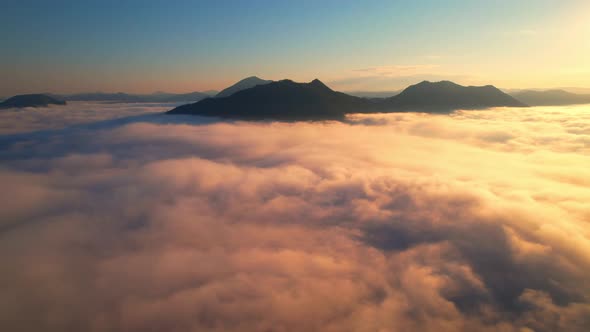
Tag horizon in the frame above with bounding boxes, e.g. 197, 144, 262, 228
2, 0, 590, 96
3, 76, 590, 97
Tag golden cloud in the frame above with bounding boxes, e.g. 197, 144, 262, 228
0, 104, 589, 331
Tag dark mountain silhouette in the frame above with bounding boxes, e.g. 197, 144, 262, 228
55, 91, 209, 103
346, 90, 401, 99
170, 79, 373, 120
511, 89, 590, 106
216, 76, 272, 98
168, 79, 528, 120
0, 94, 66, 109
381, 81, 527, 111
202, 90, 219, 96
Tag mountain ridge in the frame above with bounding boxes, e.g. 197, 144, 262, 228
171, 78, 369, 120
51, 91, 213, 103
0, 94, 66, 109
215, 76, 273, 98
382, 80, 526, 111
510, 89, 590, 106
168, 79, 527, 120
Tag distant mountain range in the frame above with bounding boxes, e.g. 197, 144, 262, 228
49, 91, 217, 103
5, 78, 590, 118
510, 89, 590, 106
0, 94, 66, 109
169, 79, 527, 120
33, 77, 272, 103
215, 76, 273, 98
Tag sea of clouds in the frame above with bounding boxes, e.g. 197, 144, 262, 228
0, 103, 589, 331
0, 101, 177, 135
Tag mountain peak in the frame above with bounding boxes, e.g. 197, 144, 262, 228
309, 79, 331, 90
216, 76, 273, 98
390, 80, 526, 110
169, 79, 368, 120
241, 76, 264, 82
416, 80, 459, 86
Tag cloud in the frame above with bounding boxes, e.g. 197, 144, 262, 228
0, 101, 176, 135
0, 104, 589, 331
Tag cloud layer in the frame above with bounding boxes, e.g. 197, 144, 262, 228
1, 105, 589, 331
0, 102, 176, 135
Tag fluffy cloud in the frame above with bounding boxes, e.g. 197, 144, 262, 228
0, 104, 589, 331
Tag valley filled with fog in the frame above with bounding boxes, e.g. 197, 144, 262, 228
0, 102, 179, 135
1, 104, 589, 331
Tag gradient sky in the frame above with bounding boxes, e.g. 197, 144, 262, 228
1, 0, 589, 95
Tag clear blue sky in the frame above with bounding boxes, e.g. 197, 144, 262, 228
1, 0, 589, 95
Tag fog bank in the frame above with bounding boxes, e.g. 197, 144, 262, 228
1, 105, 589, 331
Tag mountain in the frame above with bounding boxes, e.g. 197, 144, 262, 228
215, 76, 272, 98
168, 79, 528, 121
169, 79, 373, 120
555, 87, 590, 94
510, 89, 590, 106
382, 81, 527, 111
58, 91, 209, 103
0, 94, 66, 109
345, 90, 401, 98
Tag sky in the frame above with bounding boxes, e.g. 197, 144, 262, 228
1, 0, 590, 95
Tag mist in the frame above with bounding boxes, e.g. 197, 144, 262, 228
0, 102, 177, 135
1, 104, 589, 331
